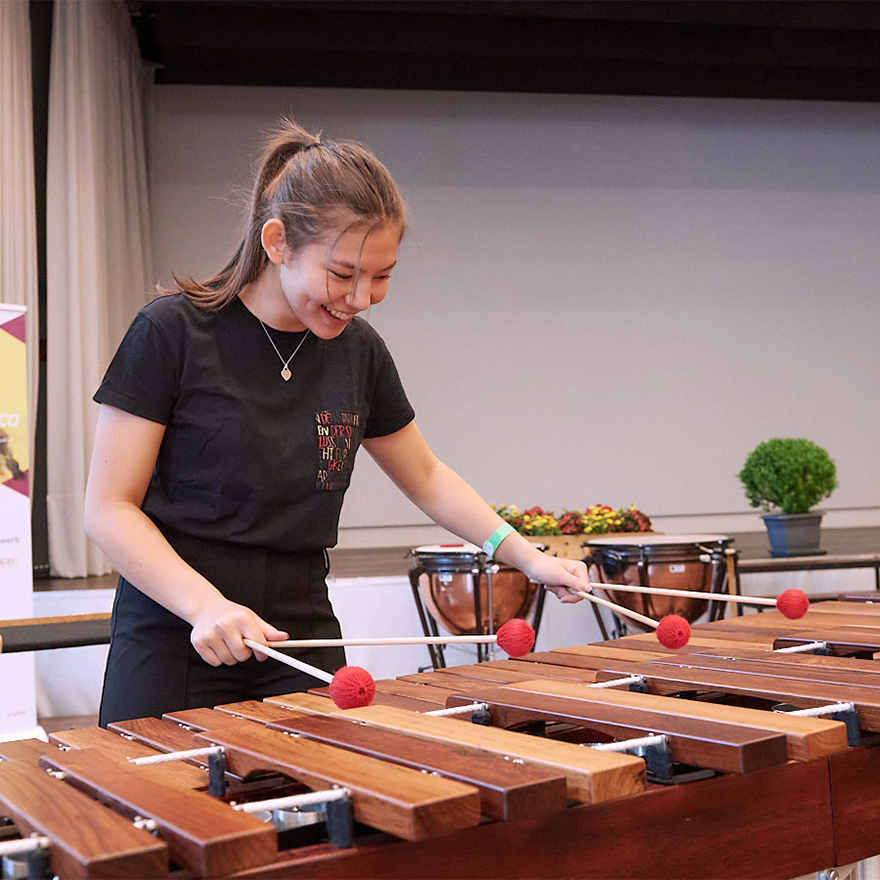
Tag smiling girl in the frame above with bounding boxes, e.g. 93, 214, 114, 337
85, 118, 588, 725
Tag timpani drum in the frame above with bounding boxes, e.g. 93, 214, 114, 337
410, 544, 539, 636
585, 533, 734, 631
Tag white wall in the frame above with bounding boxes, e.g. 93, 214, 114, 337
149, 86, 880, 547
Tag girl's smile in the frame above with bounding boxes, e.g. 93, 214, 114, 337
244, 221, 401, 337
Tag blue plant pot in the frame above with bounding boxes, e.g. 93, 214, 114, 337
761, 513, 825, 557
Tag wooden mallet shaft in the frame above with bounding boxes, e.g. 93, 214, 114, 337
264, 635, 507, 649
244, 640, 378, 710
243, 638, 333, 683
569, 588, 693, 650
569, 588, 659, 629
256, 619, 537, 659
588, 580, 780, 609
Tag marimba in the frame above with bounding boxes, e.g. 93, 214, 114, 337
3, 600, 880, 879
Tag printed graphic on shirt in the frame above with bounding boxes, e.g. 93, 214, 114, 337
315, 410, 359, 491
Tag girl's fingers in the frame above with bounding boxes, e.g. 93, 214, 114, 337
192, 603, 291, 665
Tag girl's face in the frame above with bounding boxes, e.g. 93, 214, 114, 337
276, 223, 401, 338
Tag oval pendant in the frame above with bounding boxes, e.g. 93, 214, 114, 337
281, 366, 292, 381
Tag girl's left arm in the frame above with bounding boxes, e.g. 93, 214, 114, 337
362, 422, 588, 602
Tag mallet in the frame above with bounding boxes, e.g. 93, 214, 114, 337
243, 639, 376, 710
244, 619, 537, 709
259, 618, 537, 658
587, 582, 810, 620
569, 588, 692, 650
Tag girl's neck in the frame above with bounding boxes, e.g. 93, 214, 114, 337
239, 270, 306, 333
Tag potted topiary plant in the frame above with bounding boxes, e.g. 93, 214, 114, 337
737, 437, 838, 557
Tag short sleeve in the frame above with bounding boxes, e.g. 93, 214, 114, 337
93, 310, 181, 425
363, 335, 415, 439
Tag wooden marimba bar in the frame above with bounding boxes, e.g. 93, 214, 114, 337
4, 601, 880, 878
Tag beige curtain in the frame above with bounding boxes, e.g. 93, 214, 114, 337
0, 0, 40, 457
46, 0, 154, 577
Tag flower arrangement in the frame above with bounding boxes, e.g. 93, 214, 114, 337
493, 503, 652, 536
492, 505, 560, 536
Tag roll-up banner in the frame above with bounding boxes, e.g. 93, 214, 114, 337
0, 304, 39, 740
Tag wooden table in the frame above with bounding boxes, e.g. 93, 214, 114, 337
730, 527, 880, 593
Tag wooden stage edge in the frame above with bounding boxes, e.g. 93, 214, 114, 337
38, 715, 98, 734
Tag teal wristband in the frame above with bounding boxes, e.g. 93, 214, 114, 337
482, 523, 516, 559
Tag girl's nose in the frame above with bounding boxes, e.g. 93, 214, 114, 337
347, 276, 372, 310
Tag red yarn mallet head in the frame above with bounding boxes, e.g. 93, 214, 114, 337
495, 618, 536, 657
329, 666, 376, 709
655, 614, 691, 650
776, 588, 809, 619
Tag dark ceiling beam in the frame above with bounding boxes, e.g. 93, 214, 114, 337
128, 1, 880, 101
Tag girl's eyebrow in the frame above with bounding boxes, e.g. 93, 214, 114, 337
331, 258, 398, 273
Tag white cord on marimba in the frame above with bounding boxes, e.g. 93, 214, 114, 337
0, 835, 50, 857
590, 675, 646, 689
590, 734, 667, 752
129, 745, 223, 765
231, 788, 351, 814
778, 701, 855, 718
774, 641, 827, 653
426, 702, 489, 717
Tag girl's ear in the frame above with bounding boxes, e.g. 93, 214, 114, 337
261, 219, 288, 265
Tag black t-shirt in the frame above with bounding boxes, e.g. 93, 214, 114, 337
94, 294, 415, 551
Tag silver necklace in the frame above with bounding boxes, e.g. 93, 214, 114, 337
258, 320, 310, 381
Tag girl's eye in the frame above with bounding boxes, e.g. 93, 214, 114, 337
330, 270, 353, 281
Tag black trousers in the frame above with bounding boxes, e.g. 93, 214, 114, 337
98, 528, 345, 726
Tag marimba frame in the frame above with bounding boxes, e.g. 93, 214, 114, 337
4, 601, 880, 879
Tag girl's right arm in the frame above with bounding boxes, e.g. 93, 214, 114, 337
83, 404, 288, 665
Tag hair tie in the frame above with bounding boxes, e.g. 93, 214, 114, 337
300, 141, 321, 154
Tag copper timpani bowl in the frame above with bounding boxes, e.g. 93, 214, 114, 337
585, 533, 733, 631
411, 544, 538, 636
